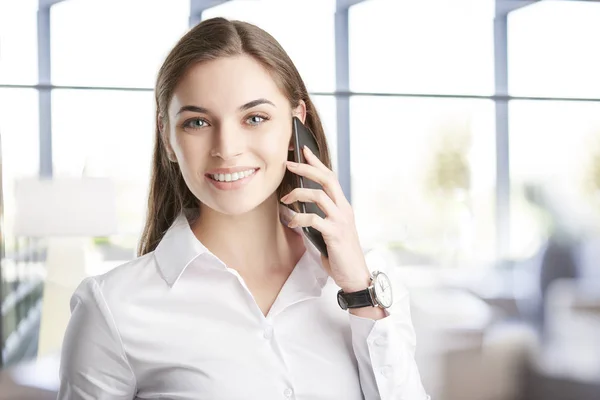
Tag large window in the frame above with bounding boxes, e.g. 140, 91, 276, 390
509, 101, 600, 258
51, 0, 191, 88
51, 89, 155, 254
348, 0, 497, 265
350, 97, 496, 266
507, 1, 600, 259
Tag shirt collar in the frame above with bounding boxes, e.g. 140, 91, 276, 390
154, 204, 329, 288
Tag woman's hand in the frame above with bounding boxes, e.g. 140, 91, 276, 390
280, 145, 372, 294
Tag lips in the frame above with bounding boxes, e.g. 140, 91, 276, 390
205, 166, 259, 175
205, 168, 258, 191
208, 168, 257, 183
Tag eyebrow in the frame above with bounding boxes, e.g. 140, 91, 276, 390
176, 98, 276, 116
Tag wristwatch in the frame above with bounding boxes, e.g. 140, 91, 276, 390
337, 271, 393, 310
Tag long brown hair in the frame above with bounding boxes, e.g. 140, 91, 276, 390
138, 17, 332, 256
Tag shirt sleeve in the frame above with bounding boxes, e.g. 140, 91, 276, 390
349, 272, 430, 400
57, 276, 137, 400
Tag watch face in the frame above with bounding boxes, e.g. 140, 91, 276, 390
373, 272, 393, 308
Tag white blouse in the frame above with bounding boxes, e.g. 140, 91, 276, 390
57, 206, 430, 399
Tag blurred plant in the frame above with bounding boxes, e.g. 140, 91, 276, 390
424, 117, 472, 199
93, 236, 111, 245
422, 116, 474, 267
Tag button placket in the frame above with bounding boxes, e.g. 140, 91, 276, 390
263, 322, 274, 340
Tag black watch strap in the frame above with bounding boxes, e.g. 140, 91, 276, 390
337, 288, 374, 310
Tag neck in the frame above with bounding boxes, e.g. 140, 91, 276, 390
192, 195, 302, 274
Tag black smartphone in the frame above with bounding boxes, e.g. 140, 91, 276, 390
291, 117, 329, 258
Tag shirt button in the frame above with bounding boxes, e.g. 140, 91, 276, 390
283, 388, 294, 398
263, 325, 274, 340
380, 365, 393, 378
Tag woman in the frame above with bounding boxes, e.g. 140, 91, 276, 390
58, 17, 429, 400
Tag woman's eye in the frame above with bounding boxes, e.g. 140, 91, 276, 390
247, 115, 269, 126
183, 118, 208, 130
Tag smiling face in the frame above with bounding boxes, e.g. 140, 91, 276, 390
164, 54, 305, 216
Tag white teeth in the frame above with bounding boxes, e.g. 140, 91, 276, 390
211, 169, 256, 182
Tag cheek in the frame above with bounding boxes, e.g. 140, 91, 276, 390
256, 134, 290, 167
258, 124, 292, 160
174, 133, 204, 160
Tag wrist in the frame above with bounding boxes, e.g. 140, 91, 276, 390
339, 283, 370, 293
338, 271, 372, 293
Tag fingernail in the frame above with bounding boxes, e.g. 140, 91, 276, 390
280, 194, 289, 203
286, 161, 298, 168
303, 145, 312, 154
288, 220, 298, 228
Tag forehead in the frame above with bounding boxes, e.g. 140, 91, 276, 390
170, 54, 289, 113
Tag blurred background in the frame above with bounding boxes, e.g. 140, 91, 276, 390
0, 0, 599, 398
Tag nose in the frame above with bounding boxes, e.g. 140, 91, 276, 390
210, 123, 244, 160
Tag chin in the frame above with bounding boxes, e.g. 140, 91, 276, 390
209, 201, 257, 216
201, 192, 272, 217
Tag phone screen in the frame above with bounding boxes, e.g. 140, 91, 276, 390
290, 117, 329, 257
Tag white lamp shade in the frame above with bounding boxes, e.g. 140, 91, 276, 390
14, 177, 119, 237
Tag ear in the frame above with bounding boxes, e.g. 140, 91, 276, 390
158, 114, 177, 163
292, 99, 307, 124
289, 100, 307, 151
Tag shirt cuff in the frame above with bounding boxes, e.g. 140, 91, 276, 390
348, 295, 429, 399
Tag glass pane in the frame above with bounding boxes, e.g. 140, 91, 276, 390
52, 89, 155, 258
509, 1, 600, 98
0, 88, 41, 365
509, 101, 600, 265
51, 0, 191, 88
350, 96, 496, 267
203, 0, 336, 93
0, 88, 40, 252
0, 0, 38, 85
349, 0, 494, 95
311, 95, 337, 172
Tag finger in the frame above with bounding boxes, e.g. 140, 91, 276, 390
301, 146, 352, 207
286, 161, 347, 206
280, 188, 339, 218
302, 145, 329, 173
286, 161, 328, 186
288, 212, 334, 236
